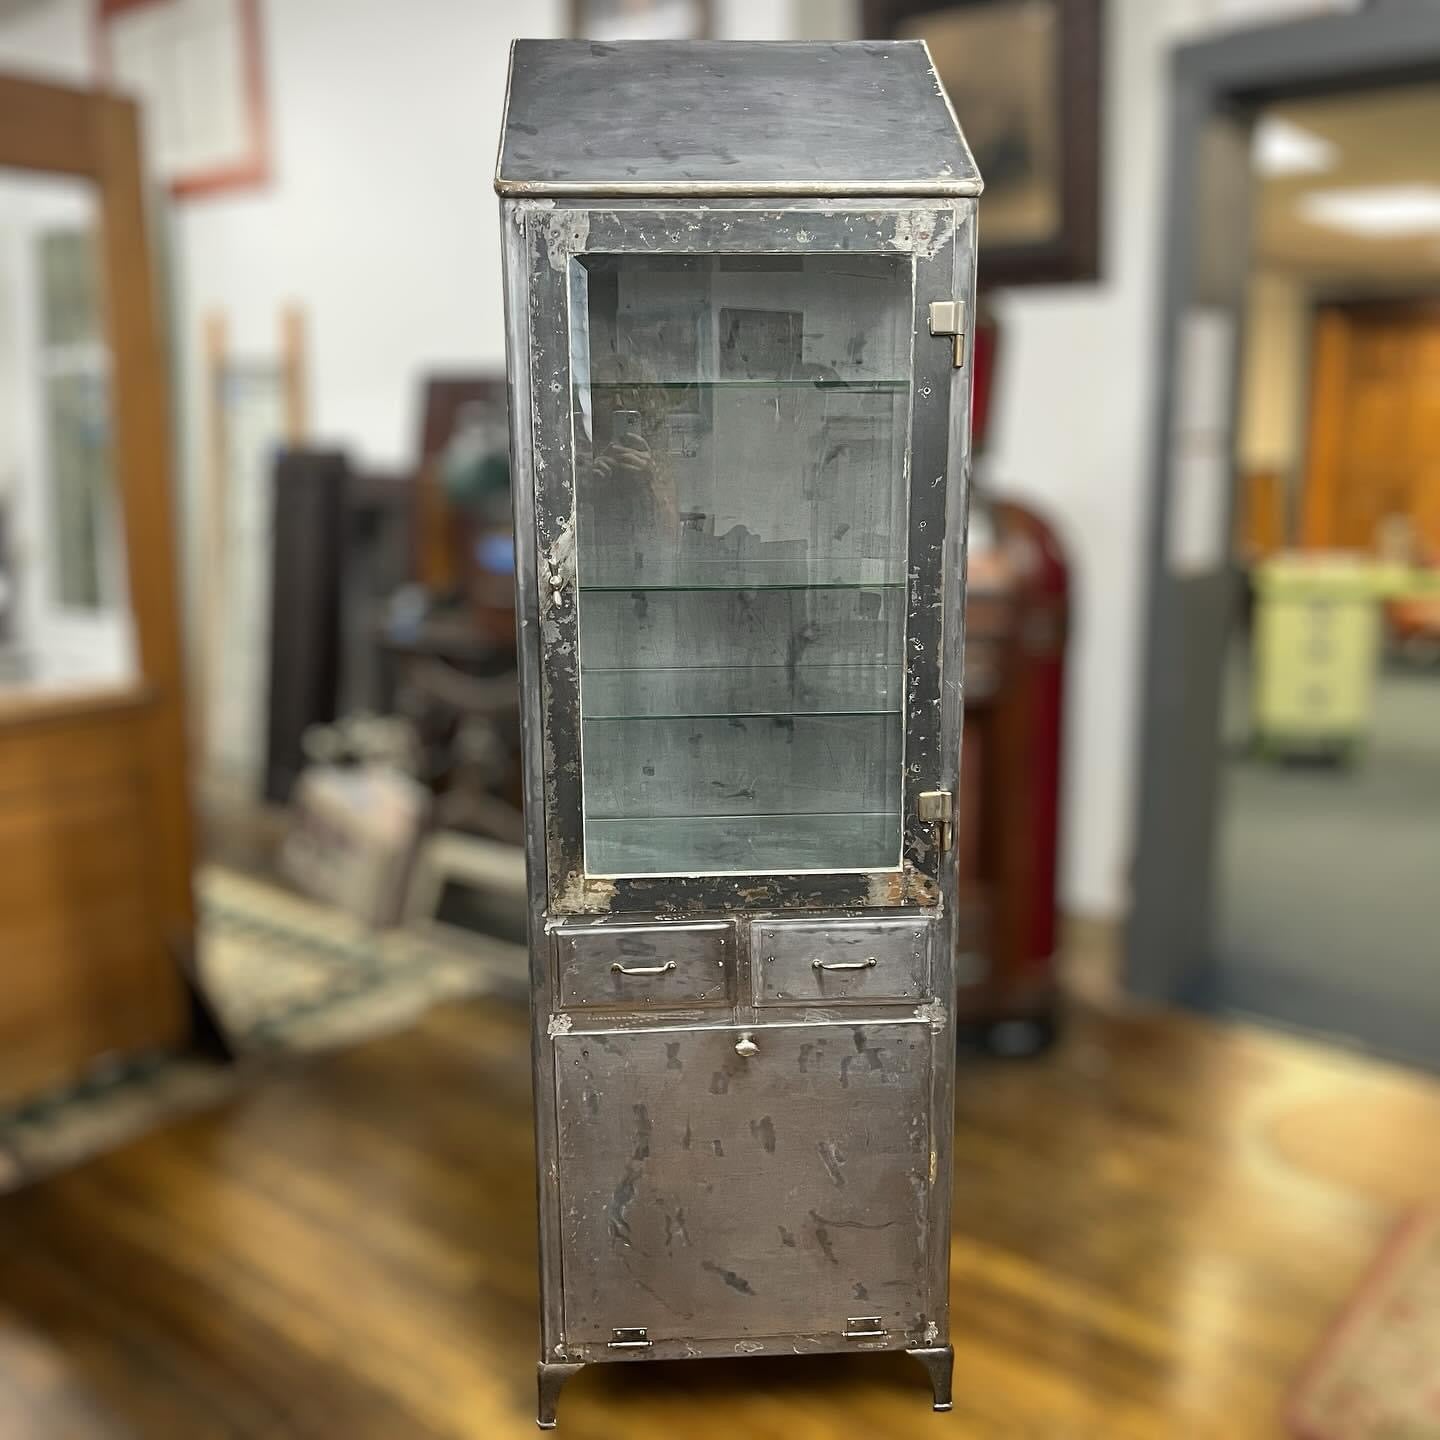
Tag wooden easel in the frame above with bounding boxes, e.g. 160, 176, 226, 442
196, 304, 308, 774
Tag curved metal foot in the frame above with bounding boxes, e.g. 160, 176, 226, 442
536, 1361, 584, 1430
907, 1344, 954, 1412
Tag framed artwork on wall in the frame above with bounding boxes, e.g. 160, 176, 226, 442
96, 0, 269, 199
864, 0, 1103, 286
570, 0, 714, 40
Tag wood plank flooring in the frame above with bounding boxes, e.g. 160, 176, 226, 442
2, 998, 1438, 1439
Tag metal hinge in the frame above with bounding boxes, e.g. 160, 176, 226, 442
843, 1316, 889, 1340
607, 1327, 651, 1350
918, 789, 954, 853
928, 300, 966, 368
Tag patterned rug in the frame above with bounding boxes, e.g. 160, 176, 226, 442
1290, 1209, 1440, 1439
0, 866, 525, 1193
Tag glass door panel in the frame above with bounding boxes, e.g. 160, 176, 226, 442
570, 253, 913, 876
0, 170, 136, 696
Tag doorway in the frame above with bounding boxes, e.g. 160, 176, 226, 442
1127, 6, 1440, 1071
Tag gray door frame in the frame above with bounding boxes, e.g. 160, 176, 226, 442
1126, 0, 1440, 1004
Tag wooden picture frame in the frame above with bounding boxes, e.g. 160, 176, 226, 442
864, 0, 1103, 287
95, 0, 270, 199
569, 0, 714, 40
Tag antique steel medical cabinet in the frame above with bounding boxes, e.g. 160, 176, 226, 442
496, 38, 981, 1428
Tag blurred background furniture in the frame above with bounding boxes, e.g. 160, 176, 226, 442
263, 447, 348, 803
958, 495, 1071, 1054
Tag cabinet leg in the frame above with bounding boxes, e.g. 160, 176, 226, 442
907, 1345, 954, 1412
536, 1361, 584, 1430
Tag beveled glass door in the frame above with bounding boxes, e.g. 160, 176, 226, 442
527, 205, 964, 914
574, 250, 910, 876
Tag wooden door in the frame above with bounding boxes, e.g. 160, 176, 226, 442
0, 75, 194, 1104
1302, 301, 1440, 556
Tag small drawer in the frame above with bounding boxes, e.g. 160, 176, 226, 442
554, 921, 731, 1007
753, 916, 930, 1004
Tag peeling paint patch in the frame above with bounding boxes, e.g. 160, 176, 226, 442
812, 1211, 900, 1233
812, 1216, 838, 1265
702, 1260, 755, 1295
914, 997, 947, 1032
546, 1013, 573, 1037
888, 207, 952, 259
632, 1104, 651, 1161
607, 1164, 639, 1245
545, 210, 590, 271
923, 1321, 940, 1345
734, 1341, 764, 1355
555, 871, 616, 914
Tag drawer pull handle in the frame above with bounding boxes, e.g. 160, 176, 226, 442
610, 960, 676, 977
812, 956, 879, 972
735, 1033, 759, 1058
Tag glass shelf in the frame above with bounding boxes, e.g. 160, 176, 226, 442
589, 377, 908, 392
585, 811, 901, 876
578, 558, 904, 592
571, 248, 913, 876
581, 663, 902, 720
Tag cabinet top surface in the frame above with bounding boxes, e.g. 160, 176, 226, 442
495, 39, 982, 199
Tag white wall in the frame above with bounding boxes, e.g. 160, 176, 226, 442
978, 0, 1170, 916
172, 0, 563, 469
0, 0, 1329, 917
0, 0, 89, 83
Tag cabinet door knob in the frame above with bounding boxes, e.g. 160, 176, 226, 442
734, 1032, 759, 1058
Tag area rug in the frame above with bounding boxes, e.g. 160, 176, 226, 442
1290, 1209, 1440, 1439
0, 866, 525, 1194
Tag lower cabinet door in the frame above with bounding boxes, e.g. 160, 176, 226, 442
554, 1020, 934, 1346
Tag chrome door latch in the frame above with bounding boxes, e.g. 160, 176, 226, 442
928, 300, 966, 368
918, 789, 954, 853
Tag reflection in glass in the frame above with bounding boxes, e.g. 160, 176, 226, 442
0, 171, 134, 695
571, 253, 913, 875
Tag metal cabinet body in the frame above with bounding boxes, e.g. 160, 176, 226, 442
496, 38, 981, 1427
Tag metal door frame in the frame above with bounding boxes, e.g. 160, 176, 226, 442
517, 198, 975, 918
1127, 0, 1440, 1004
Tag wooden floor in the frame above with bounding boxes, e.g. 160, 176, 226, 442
2, 998, 1439, 1439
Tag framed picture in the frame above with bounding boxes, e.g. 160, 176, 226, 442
570, 0, 714, 40
96, 0, 269, 199
864, 0, 1102, 286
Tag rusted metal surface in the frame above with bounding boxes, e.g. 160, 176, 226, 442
754, 917, 932, 1005
497, 43, 978, 1416
523, 198, 963, 919
554, 920, 733, 1007
555, 1021, 933, 1346
496, 40, 981, 200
